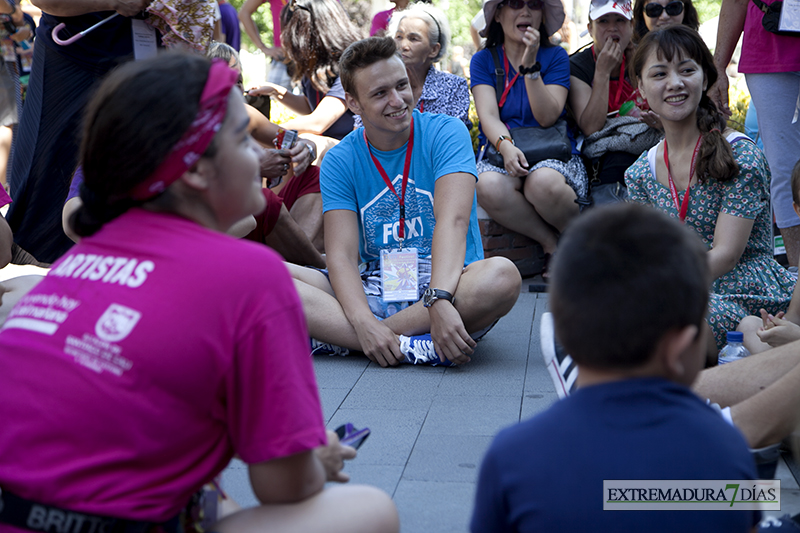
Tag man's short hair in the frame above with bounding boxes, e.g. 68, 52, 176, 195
550, 204, 709, 370
339, 36, 398, 97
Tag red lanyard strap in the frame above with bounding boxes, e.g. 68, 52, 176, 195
664, 135, 702, 222
498, 46, 520, 109
364, 116, 415, 240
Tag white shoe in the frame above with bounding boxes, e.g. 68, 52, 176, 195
540, 312, 578, 398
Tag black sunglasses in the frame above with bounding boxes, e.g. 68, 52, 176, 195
502, 0, 544, 10
644, 1, 684, 18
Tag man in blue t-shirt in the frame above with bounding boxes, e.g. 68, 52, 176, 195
471, 204, 761, 532
287, 37, 521, 368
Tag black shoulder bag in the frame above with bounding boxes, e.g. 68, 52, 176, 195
752, 0, 800, 36
483, 47, 572, 169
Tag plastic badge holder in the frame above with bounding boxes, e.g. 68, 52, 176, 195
335, 423, 370, 449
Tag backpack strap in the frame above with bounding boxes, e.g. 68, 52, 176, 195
489, 46, 504, 106
751, 0, 771, 14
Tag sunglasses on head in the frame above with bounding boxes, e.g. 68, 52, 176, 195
644, 1, 684, 18
501, 0, 544, 10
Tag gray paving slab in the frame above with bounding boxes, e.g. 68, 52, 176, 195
219, 458, 258, 508
437, 358, 527, 397
393, 480, 476, 533
326, 408, 429, 466
402, 434, 494, 483
520, 391, 559, 421
328, 462, 406, 497
313, 354, 370, 388
317, 387, 350, 423
420, 395, 522, 436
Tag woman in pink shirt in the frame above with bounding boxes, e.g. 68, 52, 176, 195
0, 52, 397, 533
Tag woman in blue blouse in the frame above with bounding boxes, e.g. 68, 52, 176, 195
471, 0, 586, 270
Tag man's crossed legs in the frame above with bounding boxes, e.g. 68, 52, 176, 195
288, 257, 521, 367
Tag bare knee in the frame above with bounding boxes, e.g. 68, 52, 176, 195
470, 256, 521, 313
524, 169, 574, 205
476, 172, 516, 211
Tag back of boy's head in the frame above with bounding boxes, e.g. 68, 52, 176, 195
791, 159, 800, 207
550, 204, 709, 370
339, 36, 398, 97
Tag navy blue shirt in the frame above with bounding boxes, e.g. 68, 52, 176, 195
38, 12, 139, 76
471, 378, 760, 532
301, 76, 354, 141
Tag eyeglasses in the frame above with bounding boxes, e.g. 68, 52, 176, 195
644, 1, 684, 18
501, 0, 545, 11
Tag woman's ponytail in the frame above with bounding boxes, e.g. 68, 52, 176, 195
695, 94, 738, 183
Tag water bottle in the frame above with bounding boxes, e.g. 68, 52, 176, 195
718, 331, 751, 365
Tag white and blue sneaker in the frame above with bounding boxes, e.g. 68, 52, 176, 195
310, 338, 350, 357
540, 312, 578, 398
399, 334, 453, 366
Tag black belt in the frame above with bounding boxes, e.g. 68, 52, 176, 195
0, 488, 181, 533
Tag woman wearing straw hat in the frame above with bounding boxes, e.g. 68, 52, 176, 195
470, 0, 587, 279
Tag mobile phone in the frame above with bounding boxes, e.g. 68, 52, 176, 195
335, 423, 370, 450
274, 128, 298, 151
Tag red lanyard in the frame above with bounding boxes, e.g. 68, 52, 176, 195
663, 135, 702, 222
499, 46, 520, 109
364, 117, 415, 240
419, 100, 424, 112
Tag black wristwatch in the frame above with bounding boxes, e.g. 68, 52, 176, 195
422, 288, 455, 308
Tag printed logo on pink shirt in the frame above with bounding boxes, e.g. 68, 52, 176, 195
95, 304, 142, 342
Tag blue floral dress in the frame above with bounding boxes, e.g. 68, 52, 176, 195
625, 133, 795, 349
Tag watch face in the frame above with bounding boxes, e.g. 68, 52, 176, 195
423, 287, 435, 307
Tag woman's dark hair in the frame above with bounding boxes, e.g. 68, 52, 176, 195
632, 0, 699, 43
280, 0, 364, 93
482, 4, 554, 50
632, 25, 738, 183
72, 52, 216, 237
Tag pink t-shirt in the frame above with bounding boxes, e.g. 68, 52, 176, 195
370, 8, 393, 36
0, 186, 10, 208
271, 0, 285, 48
0, 209, 326, 524
739, 2, 800, 73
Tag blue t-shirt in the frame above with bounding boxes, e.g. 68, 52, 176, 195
470, 45, 578, 154
320, 110, 483, 266
301, 76, 355, 141
471, 378, 760, 533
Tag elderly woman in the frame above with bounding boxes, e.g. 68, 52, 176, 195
633, 0, 699, 42
471, 0, 587, 273
390, 4, 471, 128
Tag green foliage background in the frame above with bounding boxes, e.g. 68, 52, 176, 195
229, 0, 722, 52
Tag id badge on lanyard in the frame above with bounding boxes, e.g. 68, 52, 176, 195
131, 19, 157, 60
365, 117, 418, 303
380, 247, 419, 302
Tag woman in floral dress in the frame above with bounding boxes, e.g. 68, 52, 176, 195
624, 25, 794, 356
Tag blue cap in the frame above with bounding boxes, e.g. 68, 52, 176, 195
726, 331, 744, 343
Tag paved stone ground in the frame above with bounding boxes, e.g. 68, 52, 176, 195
221, 285, 800, 531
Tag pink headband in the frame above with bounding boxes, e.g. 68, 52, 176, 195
130, 59, 239, 201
